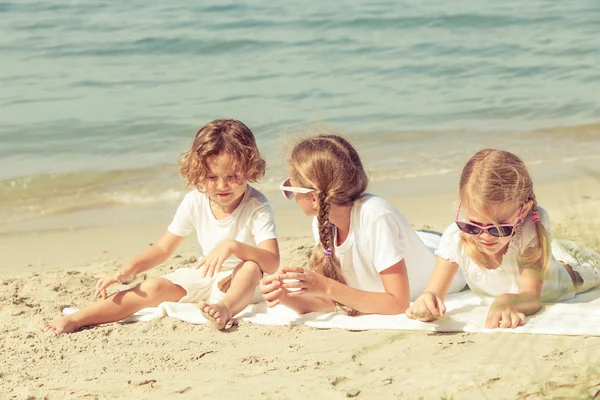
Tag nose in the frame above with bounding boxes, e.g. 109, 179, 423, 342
216, 178, 229, 191
479, 229, 494, 240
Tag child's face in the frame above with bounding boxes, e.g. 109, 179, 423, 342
204, 153, 248, 213
463, 202, 523, 257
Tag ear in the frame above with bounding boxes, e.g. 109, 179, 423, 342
309, 192, 319, 211
522, 199, 534, 218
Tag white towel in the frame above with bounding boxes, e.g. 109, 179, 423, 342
63, 286, 600, 336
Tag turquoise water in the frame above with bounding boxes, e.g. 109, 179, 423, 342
1, 0, 600, 230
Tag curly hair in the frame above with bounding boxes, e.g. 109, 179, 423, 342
179, 119, 266, 190
459, 149, 551, 274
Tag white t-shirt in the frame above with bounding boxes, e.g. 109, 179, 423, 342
168, 186, 278, 271
311, 194, 466, 301
435, 206, 575, 303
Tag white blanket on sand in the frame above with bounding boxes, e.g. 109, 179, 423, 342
64, 286, 600, 336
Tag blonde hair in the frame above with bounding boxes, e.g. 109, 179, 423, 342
459, 149, 551, 274
289, 134, 368, 313
179, 119, 266, 190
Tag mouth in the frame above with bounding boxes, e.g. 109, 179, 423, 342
217, 192, 231, 198
479, 241, 497, 248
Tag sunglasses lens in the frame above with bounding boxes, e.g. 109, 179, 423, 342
281, 178, 294, 200
456, 221, 481, 235
490, 226, 513, 238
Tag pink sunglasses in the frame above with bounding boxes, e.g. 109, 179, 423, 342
454, 204, 526, 238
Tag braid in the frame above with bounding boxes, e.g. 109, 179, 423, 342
519, 195, 552, 274
317, 192, 333, 250
310, 192, 347, 285
313, 192, 359, 316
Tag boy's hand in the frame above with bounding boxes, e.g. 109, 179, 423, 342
95, 271, 129, 299
486, 298, 526, 329
405, 292, 445, 322
260, 273, 285, 307
194, 240, 236, 278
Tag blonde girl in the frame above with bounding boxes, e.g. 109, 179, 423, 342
406, 149, 600, 329
260, 134, 465, 315
42, 119, 279, 333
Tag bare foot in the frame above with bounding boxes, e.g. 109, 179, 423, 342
198, 301, 232, 330
40, 316, 80, 334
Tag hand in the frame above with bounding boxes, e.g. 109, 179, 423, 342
278, 267, 330, 297
194, 240, 236, 278
485, 298, 526, 329
259, 273, 285, 307
405, 292, 446, 322
95, 271, 128, 299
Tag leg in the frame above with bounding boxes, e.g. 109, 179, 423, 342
560, 261, 584, 291
198, 261, 262, 330
41, 278, 186, 334
556, 243, 600, 295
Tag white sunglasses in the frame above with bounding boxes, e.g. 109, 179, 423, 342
280, 178, 315, 200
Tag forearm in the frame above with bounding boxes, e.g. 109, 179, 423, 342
231, 240, 279, 274
497, 293, 542, 316
421, 259, 460, 301
325, 279, 409, 315
120, 243, 174, 277
280, 294, 334, 314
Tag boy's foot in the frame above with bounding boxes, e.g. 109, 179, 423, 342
198, 301, 232, 330
40, 316, 80, 334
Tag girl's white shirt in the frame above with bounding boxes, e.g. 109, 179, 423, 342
312, 194, 465, 301
436, 207, 575, 304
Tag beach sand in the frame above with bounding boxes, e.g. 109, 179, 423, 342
1, 176, 600, 399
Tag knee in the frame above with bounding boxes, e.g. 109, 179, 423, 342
237, 261, 261, 273
139, 278, 174, 296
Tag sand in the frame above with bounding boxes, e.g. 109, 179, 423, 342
1, 177, 600, 400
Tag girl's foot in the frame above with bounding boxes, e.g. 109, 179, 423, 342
198, 301, 232, 330
40, 316, 80, 334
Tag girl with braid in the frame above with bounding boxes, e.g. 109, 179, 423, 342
407, 149, 600, 329
260, 134, 465, 315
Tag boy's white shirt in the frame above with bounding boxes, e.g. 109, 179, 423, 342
311, 194, 463, 300
168, 185, 278, 271
436, 206, 575, 303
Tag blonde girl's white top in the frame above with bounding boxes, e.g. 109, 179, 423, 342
167, 185, 278, 272
311, 194, 466, 301
435, 207, 575, 304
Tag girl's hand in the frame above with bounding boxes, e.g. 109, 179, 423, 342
95, 271, 128, 299
279, 267, 330, 297
405, 292, 446, 322
259, 273, 285, 307
486, 298, 526, 329
194, 240, 236, 278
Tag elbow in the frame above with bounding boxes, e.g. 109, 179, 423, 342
383, 296, 410, 315
524, 299, 542, 316
261, 257, 280, 275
